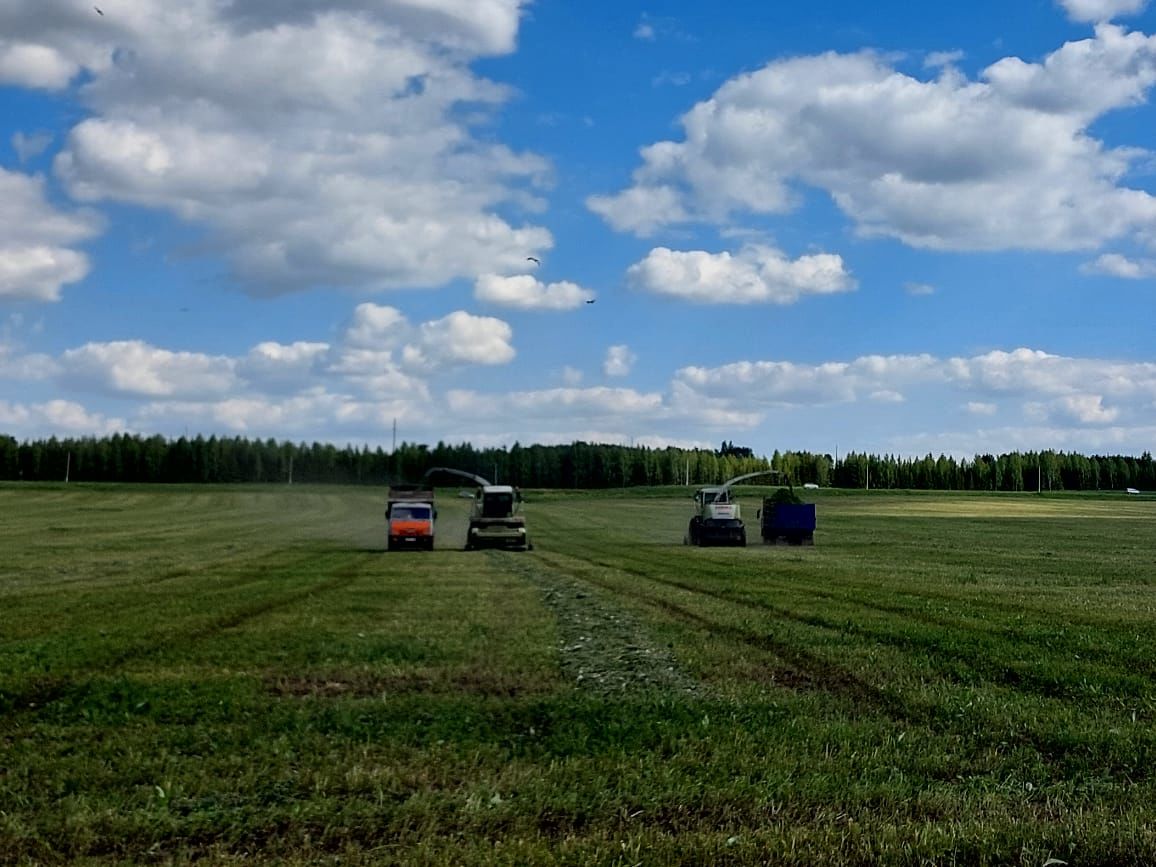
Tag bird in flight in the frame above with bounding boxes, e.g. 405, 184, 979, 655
586, 299, 596, 304
94, 5, 104, 14
526, 256, 540, 265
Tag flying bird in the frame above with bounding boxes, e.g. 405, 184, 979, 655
94, 5, 104, 14
526, 256, 540, 265
586, 299, 596, 304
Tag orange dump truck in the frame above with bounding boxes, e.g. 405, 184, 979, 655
385, 485, 436, 551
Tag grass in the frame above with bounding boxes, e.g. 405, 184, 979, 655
2, 483, 1155, 864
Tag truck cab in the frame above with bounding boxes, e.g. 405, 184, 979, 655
385, 486, 436, 551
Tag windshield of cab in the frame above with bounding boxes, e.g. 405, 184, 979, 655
481, 493, 514, 518
392, 505, 431, 521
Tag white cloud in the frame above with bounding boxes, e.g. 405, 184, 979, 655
603, 345, 637, 377
238, 341, 330, 391
587, 184, 690, 237
59, 341, 237, 398
905, 281, 937, 296
343, 304, 411, 349
404, 311, 515, 368
591, 27, 1156, 252
924, 50, 965, 69
627, 245, 855, 304
0, 1, 550, 296
0, 41, 78, 89
674, 348, 1156, 427
1081, 252, 1156, 277
967, 401, 998, 415
1058, 0, 1149, 22
634, 22, 656, 41
1055, 393, 1121, 423
11, 130, 53, 163
475, 274, 595, 310
0, 168, 100, 301
561, 366, 584, 386
449, 385, 662, 420
0, 399, 123, 437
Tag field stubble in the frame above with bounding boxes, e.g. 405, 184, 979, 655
2, 483, 1155, 865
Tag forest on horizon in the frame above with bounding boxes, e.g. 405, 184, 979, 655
2, 432, 1154, 493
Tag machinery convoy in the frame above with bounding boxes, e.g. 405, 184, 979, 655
685, 470, 817, 547
383, 466, 813, 552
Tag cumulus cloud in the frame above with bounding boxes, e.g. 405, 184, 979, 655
1081, 252, 1156, 277
675, 347, 1156, 427
627, 244, 855, 304
135, 389, 429, 437
0, 0, 549, 295
0, 168, 100, 301
1054, 393, 1121, 422
0, 399, 123, 436
603, 345, 637, 377
59, 341, 238, 398
405, 311, 515, 368
0, 41, 78, 89
237, 341, 330, 391
587, 184, 690, 237
1058, 0, 1149, 22
590, 26, 1156, 252
475, 274, 595, 309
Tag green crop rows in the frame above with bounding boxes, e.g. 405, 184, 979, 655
2, 483, 1155, 865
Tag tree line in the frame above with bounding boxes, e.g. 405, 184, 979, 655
0, 432, 1153, 492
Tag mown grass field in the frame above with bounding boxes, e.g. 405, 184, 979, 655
2, 483, 1155, 865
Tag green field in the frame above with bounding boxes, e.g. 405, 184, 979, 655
2, 484, 1155, 865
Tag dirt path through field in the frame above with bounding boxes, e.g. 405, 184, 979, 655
492, 551, 702, 697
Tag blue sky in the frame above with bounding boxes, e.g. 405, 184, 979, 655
2, 0, 1156, 458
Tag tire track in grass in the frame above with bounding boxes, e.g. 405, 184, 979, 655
493, 551, 702, 697
0, 549, 376, 714
533, 550, 928, 724
537, 546, 1156, 779
557, 542, 1156, 705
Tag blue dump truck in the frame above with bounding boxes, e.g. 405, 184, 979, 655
759, 497, 817, 545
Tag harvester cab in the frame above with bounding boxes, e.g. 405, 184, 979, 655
422, 467, 532, 551
685, 470, 783, 547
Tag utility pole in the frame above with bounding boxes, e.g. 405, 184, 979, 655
64, 451, 70, 483
288, 453, 293, 485
392, 418, 397, 454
